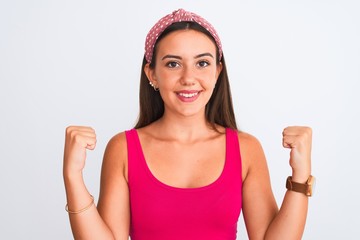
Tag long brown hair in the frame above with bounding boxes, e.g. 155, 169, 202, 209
134, 22, 238, 131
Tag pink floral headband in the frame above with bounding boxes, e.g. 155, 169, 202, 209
144, 9, 223, 63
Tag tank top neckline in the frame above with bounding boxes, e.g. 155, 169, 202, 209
131, 128, 232, 192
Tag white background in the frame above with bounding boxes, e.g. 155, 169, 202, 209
1, 0, 359, 239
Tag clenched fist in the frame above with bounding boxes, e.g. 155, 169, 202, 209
63, 126, 97, 176
282, 126, 312, 182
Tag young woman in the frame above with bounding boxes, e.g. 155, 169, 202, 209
63, 9, 314, 240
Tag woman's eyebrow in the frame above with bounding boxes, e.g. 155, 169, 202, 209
161, 55, 182, 60
161, 53, 214, 60
194, 53, 214, 59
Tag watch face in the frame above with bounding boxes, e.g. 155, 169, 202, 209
306, 175, 316, 196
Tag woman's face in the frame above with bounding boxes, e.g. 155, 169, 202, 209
145, 29, 222, 118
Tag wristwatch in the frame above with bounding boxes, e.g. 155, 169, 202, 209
286, 175, 316, 197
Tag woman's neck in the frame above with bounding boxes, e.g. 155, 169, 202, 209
150, 112, 218, 143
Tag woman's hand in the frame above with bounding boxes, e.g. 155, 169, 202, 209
282, 126, 312, 182
63, 126, 97, 176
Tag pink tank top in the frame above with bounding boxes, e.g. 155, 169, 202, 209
125, 128, 242, 240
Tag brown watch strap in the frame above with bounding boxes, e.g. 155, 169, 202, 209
286, 176, 308, 194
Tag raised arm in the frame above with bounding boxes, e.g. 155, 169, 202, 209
63, 126, 130, 239
240, 126, 312, 240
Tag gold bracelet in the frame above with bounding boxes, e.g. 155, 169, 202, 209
65, 195, 94, 214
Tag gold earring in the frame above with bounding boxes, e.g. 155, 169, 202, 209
149, 81, 159, 91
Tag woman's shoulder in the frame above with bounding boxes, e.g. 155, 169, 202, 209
103, 130, 131, 165
106, 131, 128, 149
235, 130, 266, 179
236, 130, 263, 150
101, 130, 131, 181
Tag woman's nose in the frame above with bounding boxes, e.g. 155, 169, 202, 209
180, 66, 195, 86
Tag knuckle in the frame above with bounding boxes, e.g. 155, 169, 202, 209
282, 128, 288, 135
73, 134, 79, 142
303, 127, 312, 136
65, 126, 72, 134
70, 130, 79, 140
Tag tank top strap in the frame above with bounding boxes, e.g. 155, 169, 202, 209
125, 129, 143, 185
225, 128, 242, 182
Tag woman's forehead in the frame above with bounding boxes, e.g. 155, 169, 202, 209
156, 30, 217, 56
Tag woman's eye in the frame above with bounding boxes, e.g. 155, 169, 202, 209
166, 61, 180, 68
197, 60, 210, 68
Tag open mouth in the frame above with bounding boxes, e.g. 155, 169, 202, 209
176, 91, 201, 102
177, 92, 199, 98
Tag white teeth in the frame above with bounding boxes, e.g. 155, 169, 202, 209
178, 92, 199, 98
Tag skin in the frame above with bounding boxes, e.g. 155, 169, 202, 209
63, 29, 312, 239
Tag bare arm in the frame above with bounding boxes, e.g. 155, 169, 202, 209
63, 127, 129, 239
240, 127, 312, 240
97, 133, 130, 239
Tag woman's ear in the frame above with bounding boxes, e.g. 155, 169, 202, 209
144, 63, 157, 86
216, 62, 223, 80
144, 63, 159, 91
